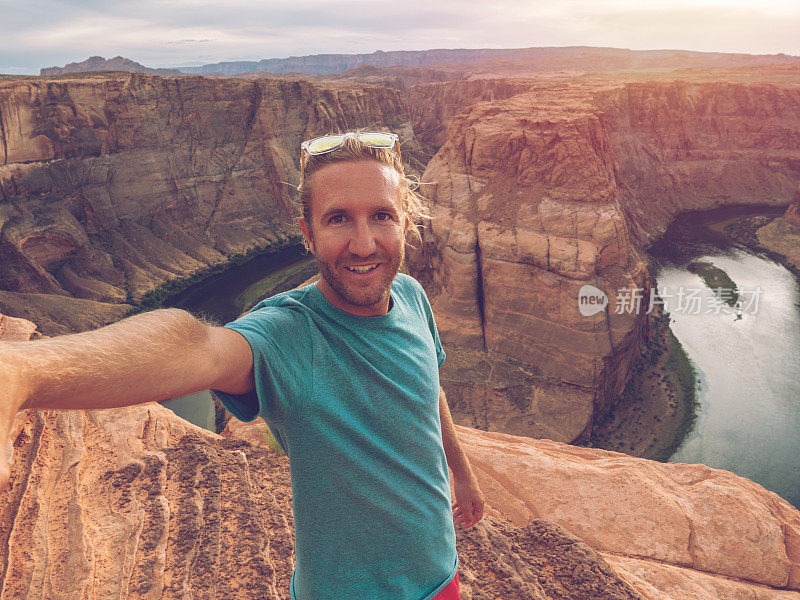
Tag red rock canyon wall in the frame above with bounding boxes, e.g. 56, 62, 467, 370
3, 74, 799, 442
0, 74, 426, 333
407, 77, 800, 442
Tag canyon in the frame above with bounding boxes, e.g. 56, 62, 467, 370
2, 56, 800, 599
408, 75, 800, 442
3, 69, 798, 442
0, 74, 424, 333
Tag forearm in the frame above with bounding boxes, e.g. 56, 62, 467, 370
0, 308, 218, 412
438, 387, 477, 483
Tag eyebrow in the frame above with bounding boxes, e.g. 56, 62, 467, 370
320, 204, 400, 221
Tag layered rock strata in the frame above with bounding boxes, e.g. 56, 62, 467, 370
407, 78, 800, 442
784, 191, 800, 228
3, 73, 800, 444
408, 84, 648, 442
0, 74, 426, 333
458, 425, 800, 599
408, 79, 535, 149
594, 81, 800, 245
754, 187, 800, 273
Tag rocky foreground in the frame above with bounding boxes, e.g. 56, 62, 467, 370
1, 317, 798, 599
2, 394, 798, 598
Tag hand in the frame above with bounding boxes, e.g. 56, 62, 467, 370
451, 475, 485, 528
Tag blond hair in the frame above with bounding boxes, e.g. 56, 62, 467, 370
296, 131, 429, 251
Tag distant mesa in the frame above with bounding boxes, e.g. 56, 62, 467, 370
39, 55, 184, 77
37, 46, 800, 78
175, 46, 800, 76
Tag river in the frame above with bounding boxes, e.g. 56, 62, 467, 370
165, 243, 314, 324
159, 243, 316, 431
649, 204, 800, 507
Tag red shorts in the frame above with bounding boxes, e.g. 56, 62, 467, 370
432, 571, 460, 600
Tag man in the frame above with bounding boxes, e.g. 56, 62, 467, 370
0, 130, 484, 600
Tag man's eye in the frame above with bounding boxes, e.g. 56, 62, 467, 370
375, 212, 392, 221
328, 215, 345, 224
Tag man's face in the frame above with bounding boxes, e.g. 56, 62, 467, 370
299, 159, 410, 316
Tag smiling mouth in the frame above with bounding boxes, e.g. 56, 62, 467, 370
346, 263, 380, 274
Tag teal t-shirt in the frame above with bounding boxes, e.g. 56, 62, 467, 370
212, 273, 458, 600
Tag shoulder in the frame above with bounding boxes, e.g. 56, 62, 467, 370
249, 284, 314, 315
393, 272, 426, 298
229, 285, 315, 333
394, 273, 433, 307
393, 274, 436, 322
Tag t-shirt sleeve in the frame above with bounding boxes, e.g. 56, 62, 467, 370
410, 277, 446, 368
429, 309, 446, 368
211, 303, 312, 423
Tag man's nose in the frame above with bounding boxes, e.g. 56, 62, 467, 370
348, 219, 378, 257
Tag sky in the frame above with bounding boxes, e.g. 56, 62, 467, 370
2, 0, 799, 75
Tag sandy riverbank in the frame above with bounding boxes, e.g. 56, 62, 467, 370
588, 306, 697, 461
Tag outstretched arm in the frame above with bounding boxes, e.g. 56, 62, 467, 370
0, 308, 254, 492
439, 386, 485, 528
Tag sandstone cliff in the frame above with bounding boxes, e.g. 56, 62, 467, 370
0, 74, 426, 334
408, 79, 536, 149
406, 76, 800, 442
784, 190, 800, 228
407, 80, 646, 442
753, 185, 800, 273
459, 425, 800, 599
3, 70, 799, 445
595, 80, 800, 245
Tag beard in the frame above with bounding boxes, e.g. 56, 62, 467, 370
315, 243, 405, 308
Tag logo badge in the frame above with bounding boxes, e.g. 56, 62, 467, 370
578, 284, 608, 316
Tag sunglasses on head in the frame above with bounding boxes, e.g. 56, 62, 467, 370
300, 131, 402, 179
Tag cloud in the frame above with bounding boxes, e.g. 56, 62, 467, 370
1, 0, 798, 74
166, 39, 215, 45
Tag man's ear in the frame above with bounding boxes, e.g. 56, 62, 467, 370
299, 217, 315, 254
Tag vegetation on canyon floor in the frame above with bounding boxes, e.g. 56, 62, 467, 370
589, 303, 699, 462
686, 260, 740, 307
125, 235, 305, 315
236, 257, 317, 314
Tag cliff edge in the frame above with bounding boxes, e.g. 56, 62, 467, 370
2, 312, 798, 600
